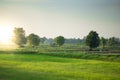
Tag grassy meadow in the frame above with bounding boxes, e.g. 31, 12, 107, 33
0, 50, 120, 80
1, 0, 120, 79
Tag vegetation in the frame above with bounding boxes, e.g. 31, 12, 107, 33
107, 37, 120, 46
85, 31, 100, 50
101, 37, 107, 49
54, 36, 65, 46
12, 27, 120, 50
0, 53, 120, 80
13, 27, 26, 47
65, 38, 82, 44
0, 27, 120, 80
27, 33, 40, 47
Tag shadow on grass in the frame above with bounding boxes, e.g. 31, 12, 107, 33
0, 52, 76, 63
0, 66, 71, 80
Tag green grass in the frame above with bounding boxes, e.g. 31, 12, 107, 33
39, 52, 120, 62
0, 53, 120, 80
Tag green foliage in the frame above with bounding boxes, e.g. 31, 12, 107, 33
101, 37, 107, 48
108, 37, 120, 46
13, 27, 26, 47
40, 37, 46, 44
85, 31, 100, 50
54, 36, 65, 46
27, 33, 40, 47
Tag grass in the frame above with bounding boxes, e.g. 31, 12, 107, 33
0, 50, 120, 62
39, 52, 120, 62
0, 53, 120, 80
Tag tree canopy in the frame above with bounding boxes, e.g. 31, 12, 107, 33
54, 36, 65, 46
27, 33, 40, 47
85, 31, 100, 50
13, 27, 26, 47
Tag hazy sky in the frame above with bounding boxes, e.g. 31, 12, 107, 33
0, 0, 120, 38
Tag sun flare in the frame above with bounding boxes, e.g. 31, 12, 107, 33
0, 26, 14, 45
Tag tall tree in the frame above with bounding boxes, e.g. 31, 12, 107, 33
85, 31, 100, 50
27, 33, 40, 47
13, 27, 26, 47
54, 36, 65, 46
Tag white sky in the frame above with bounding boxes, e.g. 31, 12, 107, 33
0, 0, 120, 38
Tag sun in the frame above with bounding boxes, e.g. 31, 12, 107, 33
0, 26, 14, 45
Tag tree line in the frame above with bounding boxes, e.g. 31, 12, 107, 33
13, 27, 65, 47
13, 27, 120, 50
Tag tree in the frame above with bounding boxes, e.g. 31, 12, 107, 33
27, 33, 40, 47
13, 27, 26, 47
108, 37, 118, 46
101, 37, 107, 49
40, 37, 46, 44
54, 36, 65, 46
85, 31, 100, 50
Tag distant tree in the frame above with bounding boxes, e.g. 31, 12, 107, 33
101, 37, 107, 49
13, 27, 26, 47
43, 38, 54, 45
40, 37, 47, 44
27, 33, 40, 47
108, 37, 119, 46
115, 38, 120, 45
85, 31, 100, 50
54, 36, 65, 46
65, 38, 82, 44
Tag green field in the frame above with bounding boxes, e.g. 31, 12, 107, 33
0, 53, 120, 80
